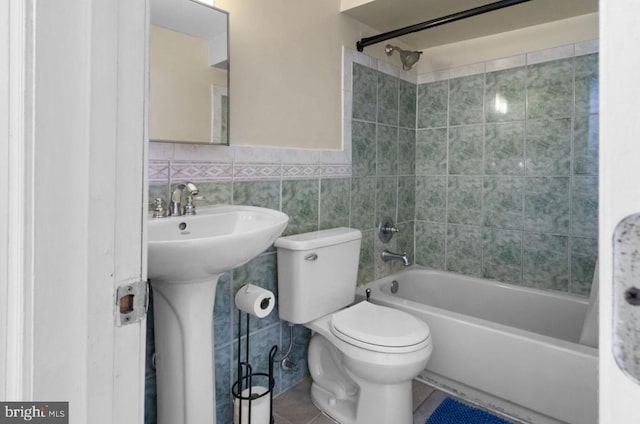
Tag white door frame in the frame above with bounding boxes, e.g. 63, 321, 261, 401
2, 1, 148, 423
1, 0, 32, 402
600, 0, 640, 422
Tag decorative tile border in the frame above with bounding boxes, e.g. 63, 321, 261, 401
233, 163, 281, 180
170, 161, 233, 181
149, 159, 352, 183
149, 160, 170, 183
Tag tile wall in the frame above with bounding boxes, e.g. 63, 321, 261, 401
146, 164, 351, 424
412, 42, 599, 295
144, 39, 599, 424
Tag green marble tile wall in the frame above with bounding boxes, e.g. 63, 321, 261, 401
414, 51, 599, 296
144, 42, 598, 424
352, 63, 417, 285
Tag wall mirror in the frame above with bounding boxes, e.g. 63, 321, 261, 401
149, 0, 229, 145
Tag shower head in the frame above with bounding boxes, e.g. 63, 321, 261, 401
385, 44, 423, 71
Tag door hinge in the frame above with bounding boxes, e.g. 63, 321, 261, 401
116, 281, 149, 326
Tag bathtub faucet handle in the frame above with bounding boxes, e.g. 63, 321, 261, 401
365, 288, 371, 302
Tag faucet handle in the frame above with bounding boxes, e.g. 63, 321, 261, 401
377, 216, 399, 243
183, 196, 197, 215
151, 197, 169, 218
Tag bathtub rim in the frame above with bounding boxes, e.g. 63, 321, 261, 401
355, 266, 598, 357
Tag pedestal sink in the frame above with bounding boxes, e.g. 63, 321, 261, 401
148, 205, 288, 424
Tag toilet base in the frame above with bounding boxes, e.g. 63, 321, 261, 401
310, 370, 413, 424
310, 382, 357, 424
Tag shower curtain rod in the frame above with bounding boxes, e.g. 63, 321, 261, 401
356, 0, 532, 52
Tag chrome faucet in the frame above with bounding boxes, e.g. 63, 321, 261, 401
381, 249, 410, 267
170, 182, 199, 216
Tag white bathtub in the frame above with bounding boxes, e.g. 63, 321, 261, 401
355, 267, 598, 424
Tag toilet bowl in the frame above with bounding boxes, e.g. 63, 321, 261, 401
275, 228, 433, 424
306, 302, 432, 424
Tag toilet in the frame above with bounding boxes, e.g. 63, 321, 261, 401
275, 227, 432, 424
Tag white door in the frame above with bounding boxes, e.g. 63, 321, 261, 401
600, 0, 640, 422
1, 0, 148, 423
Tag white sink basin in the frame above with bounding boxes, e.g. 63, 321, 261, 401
148, 205, 289, 282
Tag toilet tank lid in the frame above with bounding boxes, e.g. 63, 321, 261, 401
275, 227, 361, 250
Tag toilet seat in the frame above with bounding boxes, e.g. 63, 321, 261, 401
330, 301, 431, 354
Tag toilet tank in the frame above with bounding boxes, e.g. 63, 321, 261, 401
275, 227, 362, 324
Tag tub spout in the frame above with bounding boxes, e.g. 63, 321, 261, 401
381, 249, 410, 267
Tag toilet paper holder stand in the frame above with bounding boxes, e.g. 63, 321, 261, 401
231, 309, 278, 424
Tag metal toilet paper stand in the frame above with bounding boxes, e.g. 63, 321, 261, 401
231, 308, 278, 424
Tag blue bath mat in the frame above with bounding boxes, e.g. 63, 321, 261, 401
426, 397, 511, 424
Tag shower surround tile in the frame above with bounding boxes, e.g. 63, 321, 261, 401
415, 221, 445, 270
447, 176, 483, 226
570, 237, 598, 295
573, 115, 599, 176
524, 177, 570, 234
397, 176, 416, 223
484, 122, 525, 175
417, 80, 448, 129
416, 176, 446, 222
397, 128, 416, 175
485, 67, 526, 123
352, 63, 378, 121
446, 224, 483, 277
571, 176, 599, 239
575, 53, 599, 115
448, 125, 483, 175
525, 118, 572, 176
376, 124, 398, 176
352, 120, 377, 177
399, 80, 417, 129
376, 176, 398, 222
482, 228, 523, 284
377, 71, 399, 125
410, 43, 598, 295
526, 58, 574, 119
448, 74, 484, 126
523, 233, 569, 292
483, 176, 524, 230
416, 128, 447, 175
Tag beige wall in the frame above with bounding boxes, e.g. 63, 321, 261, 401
215, 0, 404, 150
416, 13, 599, 73
210, 1, 598, 149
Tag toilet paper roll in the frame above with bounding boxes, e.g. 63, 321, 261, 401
234, 284, 275, 318
234, 386, 270, 424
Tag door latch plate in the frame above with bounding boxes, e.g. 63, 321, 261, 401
116, 281, 149, 326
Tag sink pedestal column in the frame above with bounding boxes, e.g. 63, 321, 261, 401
150, 274, 223, 424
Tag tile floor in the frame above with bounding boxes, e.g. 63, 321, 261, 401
272, 378, 458, 424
